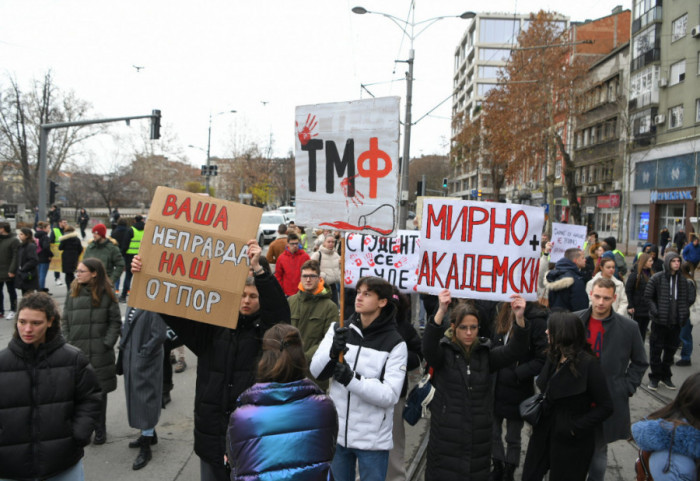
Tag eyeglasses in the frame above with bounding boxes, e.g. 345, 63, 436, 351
456, 325, 479, 331
301, 274, 319, 279
288, 242, 299, 246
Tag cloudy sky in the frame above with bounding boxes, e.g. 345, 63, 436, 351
1, 0, 629, 169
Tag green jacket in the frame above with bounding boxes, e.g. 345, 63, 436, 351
289, 284, 338, 390
63, 286, 122, 393
84, 238, 125, 286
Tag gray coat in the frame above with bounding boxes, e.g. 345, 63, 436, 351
574, 308, 649, 443
121, 308, 167, 430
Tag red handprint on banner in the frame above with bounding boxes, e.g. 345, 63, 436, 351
349, 253, 362, 266
364, 237, 372, 246
342, 175, 365, 208
344, 269, 354, 285
296, 114, 318, 146
364, 252, 375, 267
394, 257, 408, 268
392, 243, 401, 253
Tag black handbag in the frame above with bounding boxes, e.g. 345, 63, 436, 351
519, 392, 546, 426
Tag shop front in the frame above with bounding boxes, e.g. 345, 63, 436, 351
648, 188, 696, 245
595, 193, 620, 240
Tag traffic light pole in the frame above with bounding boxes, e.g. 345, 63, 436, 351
37, 110, 161, 221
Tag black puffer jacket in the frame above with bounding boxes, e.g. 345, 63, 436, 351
423, 317, 530, 481
625, 268, 652, 319
0, 334, 102, 480
645, 252, 695, 326
34, 229, 53, 264
491, 303, 548, 420
161, 271, 290, 466
15, 240, 39, 291
396, 307, 422, 397
59, 231, 83, 274
545, 258, 588, 312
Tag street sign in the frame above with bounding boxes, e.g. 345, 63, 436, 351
238, 193, 253, 200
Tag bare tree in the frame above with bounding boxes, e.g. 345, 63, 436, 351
0, 71, 100, 207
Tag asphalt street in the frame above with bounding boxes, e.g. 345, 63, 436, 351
1, 247, 698, 480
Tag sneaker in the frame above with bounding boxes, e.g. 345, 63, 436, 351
175, 359, 187, 373
170, 352, 176, 364
660, 379, 676, 390
648, 379, 658, 391
5, 311, 15, 320
55, 279, 64, 286
675, 359, 691, 367
115, 289, 120, 295
119, 297, 127, 304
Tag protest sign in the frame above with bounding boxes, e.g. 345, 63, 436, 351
295, 97, 400, 236
417, 198, 544, 301
49, 244, 62, 272
344, 230, 420, 293
129, 187, 262, 329
550, 222, 587, 263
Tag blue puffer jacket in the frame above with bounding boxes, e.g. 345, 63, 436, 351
632, 418, 700, 480
227, 379, 338, 481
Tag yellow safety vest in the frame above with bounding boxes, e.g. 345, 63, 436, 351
126, 226, 144, 255
52, 227, 62, 245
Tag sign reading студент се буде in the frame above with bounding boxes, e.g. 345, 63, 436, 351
417, 199, 544, 302
129, 187, 262, 329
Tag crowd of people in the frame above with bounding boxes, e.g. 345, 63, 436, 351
1, 213, 699, 481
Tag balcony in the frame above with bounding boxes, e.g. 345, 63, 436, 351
632, 6, 662, 34
631, 48, 661, 72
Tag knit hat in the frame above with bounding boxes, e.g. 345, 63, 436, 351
92, 223, 107, 238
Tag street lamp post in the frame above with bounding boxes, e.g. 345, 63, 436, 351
352, 4, 474, 228
204, 110, 236, 196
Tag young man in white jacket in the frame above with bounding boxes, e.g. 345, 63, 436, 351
311, 277, 407, 481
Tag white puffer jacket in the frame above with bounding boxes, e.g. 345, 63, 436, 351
311, 247, 341, 284
310, 307, 407, 451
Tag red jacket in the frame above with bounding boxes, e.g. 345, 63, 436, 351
274, 248, 310, 296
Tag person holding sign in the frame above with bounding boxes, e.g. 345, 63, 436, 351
422, 290, 531, 481
131, 240, 290, 481
310, 277, 407, 481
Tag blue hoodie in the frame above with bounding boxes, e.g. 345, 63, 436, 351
545, 257, 589, 312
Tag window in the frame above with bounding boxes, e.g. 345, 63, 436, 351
672, 14, 687, 42
633, 26, 656, 58
479, 48, 511, 62
477, 83, 497, 96
479, 19, 520, 43
478, 66, 501, 78
696, 99, 700, 123
630, 65, 660, 107
555, 162, 561, 179
670, 60, 686, 85
668, 105, 684, 129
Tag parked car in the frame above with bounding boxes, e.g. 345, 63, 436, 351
279, 206, 295, 223
257, 211, 289, 245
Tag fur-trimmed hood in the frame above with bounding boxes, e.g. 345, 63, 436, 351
632, 419, 700, 459
58, 231, 80, 242
544, 258, 581, 292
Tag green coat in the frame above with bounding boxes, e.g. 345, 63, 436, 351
289, 285, 338, 390
63, 286, 122, 393
84, 238, 125, 286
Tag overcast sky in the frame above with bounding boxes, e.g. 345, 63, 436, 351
1, 0, 628, 169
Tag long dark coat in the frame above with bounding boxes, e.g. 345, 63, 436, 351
161, 271, 290, 467
522, 355, 613, 481
121, 308, 167, 430
15, 240, 39, 291
63, 286, 122, 393
491, 303, 549, 420
58, 231, 83, 274
422, 318, 530, 481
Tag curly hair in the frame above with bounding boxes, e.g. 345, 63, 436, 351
15, 292, 62, 342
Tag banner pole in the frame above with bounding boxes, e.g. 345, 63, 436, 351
339, 233, 346, 363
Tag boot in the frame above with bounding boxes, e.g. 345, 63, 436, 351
93, 426, 106, 445
503, 463, 516, 481
162, 390, 172, 409
132, 436, 153, 470
129, 430, 158, 448
491, 458, 504, 481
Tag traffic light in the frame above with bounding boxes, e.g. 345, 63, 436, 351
201, 165, 207, 176
211, 165, 218, 176
416, 181, 423, 196
49, 180, 57, 204
150, 109, 161, 140
442, 177, 448, 189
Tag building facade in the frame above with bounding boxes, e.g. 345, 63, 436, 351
628, 0, 700, 248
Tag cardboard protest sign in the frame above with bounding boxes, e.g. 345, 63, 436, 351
295, 97, 400, 236
49, 244, 62, 272
344, 230, 420, 293
129, 187, 262, 329
550, 222, 587, 263
417, 199, 544, 302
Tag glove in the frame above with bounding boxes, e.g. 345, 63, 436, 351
333, 361, 355, 387
330, 326, 349, 360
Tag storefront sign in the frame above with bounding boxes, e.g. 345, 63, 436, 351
650, 190, 694, 203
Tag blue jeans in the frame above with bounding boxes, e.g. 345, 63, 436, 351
680, 322, 693, 361
331, 445, 389, 481
38, 262, 50, 290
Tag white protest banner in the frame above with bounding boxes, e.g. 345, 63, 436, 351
295, 97, 400, 236
129, 187, 262, 329
549, 222, 588, 263
344, 230, 420, 293
417, 199, 544, 302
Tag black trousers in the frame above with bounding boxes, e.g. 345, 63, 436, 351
649, 322, 680, 381
97, 392, 108, 433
